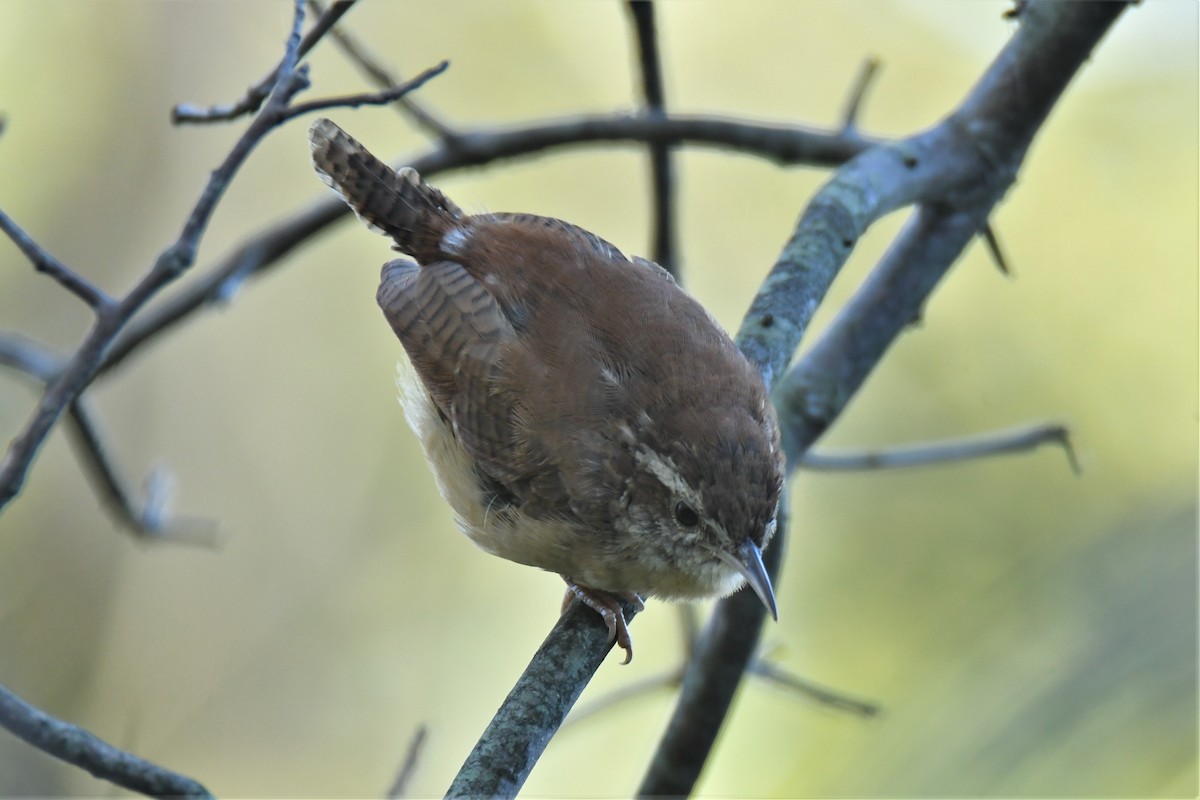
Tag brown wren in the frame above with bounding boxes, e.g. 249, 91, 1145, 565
309, 118, 784, 663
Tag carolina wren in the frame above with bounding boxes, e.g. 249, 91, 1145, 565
310, 118, 783, 663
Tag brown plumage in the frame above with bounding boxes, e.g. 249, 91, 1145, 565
310, 118, 784, 662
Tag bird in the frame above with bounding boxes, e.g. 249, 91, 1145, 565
309, 117, 784, 663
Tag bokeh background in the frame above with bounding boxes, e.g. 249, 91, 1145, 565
0, 2, 1195, 797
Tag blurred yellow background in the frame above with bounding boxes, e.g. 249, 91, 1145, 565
0, 2, 1195, 797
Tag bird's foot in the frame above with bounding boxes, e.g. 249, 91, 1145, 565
561, 579, 644, 664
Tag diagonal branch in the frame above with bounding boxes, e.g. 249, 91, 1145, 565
444, 597, 641, 798
281, 60, 449, 121
385, 723, 429, 799
0, 681, 211, 797
0, 331, 215, 541
840, 56, 882, 134
0, 209, 115, 312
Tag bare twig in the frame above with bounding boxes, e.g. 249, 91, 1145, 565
749, 655, 880, 717
0, 334, 215, 541
841, 57, 882, 133
800, 421, 1079, 474
566, 633, 879, 727
0, 332, 60, 384
0, 681, 211, 797
307, 0, 458, 141
282, 60, 450, 121
564, 669, 683, 728
296, 0, 358, 61
65, 409, 219, 543
626, 1, 679, 276
980, 221, 1012, 275
385, 723, 428, 799
172, 0, 358, 124
0, 209, 115, 312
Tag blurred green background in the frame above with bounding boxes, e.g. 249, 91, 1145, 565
0, 2, 1195, 797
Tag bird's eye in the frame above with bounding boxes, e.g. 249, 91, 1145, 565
673, 501, 700, 528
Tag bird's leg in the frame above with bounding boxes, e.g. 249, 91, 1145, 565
561, 578, 644, 665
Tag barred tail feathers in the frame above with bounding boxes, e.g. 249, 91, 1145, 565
308, 118, 461, 259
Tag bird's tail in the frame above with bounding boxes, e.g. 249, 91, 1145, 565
309, 118, 461, 261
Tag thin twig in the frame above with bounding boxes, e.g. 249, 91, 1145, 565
841, 57, 881, 133
625, 1, 678, 276
0, 681, 211, 797
0, 209, 115, 312
749, 660, 880, 717
0, 332, 60, 383
800, 422, 1079, 475
296, 0, 357, 61
282, 60, 450, 121
564, 669, 683, 728
307, 0, 458, 141
980, 221, 1012, 275
0, 334, 214, 541
385, 723, 428, 799
172, 0, 358, 124
566, 639, 877, 727
65, 407, 220, 543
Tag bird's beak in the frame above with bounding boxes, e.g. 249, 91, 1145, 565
718, 539, 778, 620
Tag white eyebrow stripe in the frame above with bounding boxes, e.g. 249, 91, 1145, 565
632, 445, 727, 541
633, 445, 691, 497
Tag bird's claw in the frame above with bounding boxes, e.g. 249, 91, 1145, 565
562, 580, 643, 664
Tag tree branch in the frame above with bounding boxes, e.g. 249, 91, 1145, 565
385, 723, 428, 799
626, 1, 679, 276
800, 421, 1079, 474
0, 681, 211, 798
1, 332, 216, 541
840, 57, 881, 134
280, 60, 449, 122
443, 597, 640, 798
0, 209, 115, 312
